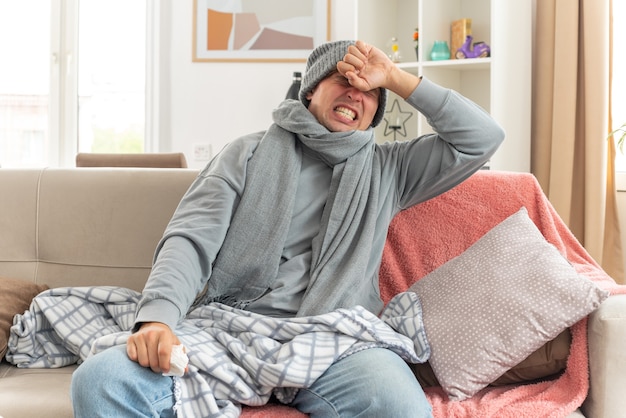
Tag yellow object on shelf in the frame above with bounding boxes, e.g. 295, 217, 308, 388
389, 37, 401, 63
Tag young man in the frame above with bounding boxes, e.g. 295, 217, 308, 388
71, 40, 504, 417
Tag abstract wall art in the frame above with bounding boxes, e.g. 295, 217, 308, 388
193, 0, 331, 62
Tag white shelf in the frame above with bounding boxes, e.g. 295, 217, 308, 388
355, 0, 531, 172
398, 57, 492, 72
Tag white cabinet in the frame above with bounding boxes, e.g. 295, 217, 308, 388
354, 0, 531, 172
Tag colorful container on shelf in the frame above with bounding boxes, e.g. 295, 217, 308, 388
430, 40, 451, 61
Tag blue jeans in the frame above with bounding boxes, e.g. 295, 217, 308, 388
290, 348, 433, 417
71, 345, 432, 418
71, 345, 176, 418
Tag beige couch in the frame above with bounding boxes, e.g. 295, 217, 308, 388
0, 167, 625, 418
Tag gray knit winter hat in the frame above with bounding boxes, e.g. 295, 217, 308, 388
299, 40, 388, 128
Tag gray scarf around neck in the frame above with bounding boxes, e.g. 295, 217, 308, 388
207, 99, 381, 316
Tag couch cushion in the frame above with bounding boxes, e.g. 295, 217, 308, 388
0, 169, 41, 281
408, 207, 609, 401
0, 363, 76, 418
0, 276, 48, 358
34, 168, 197, 290
490, 327, 571, 386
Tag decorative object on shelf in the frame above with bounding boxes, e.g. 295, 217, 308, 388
430, 40, 451, 61
451, 18, 471, 60
285, 71, 302, 100
383, 98, 413, 141
413, 28, 419, 61
455, 35, 491, 59
388, 37, 401, 63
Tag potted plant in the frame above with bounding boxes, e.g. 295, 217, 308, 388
610, 122, 626, 153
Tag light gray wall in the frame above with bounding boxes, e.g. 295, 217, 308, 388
161, 0, 355, 169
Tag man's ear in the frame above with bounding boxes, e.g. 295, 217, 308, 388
306, 89, 314, 100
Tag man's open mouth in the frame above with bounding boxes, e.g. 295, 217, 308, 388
334, 106, 356, 121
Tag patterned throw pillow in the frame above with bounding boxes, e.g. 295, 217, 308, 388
410, 328, 571, 388
408, 207, 609, 401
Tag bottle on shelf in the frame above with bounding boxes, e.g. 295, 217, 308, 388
285, 71, 302, 100
388, 37, 401, 63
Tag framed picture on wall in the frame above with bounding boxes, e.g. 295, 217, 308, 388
193, 0, 331, 63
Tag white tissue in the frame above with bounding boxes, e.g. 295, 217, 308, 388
163, 344, 188, 377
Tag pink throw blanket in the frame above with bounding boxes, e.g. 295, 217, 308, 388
380, 170, 625, 417
241, 170, 625, 417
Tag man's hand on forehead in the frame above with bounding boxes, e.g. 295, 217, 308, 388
337, 40, 390, 93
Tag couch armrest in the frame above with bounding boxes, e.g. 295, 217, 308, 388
582, 294, 626, 418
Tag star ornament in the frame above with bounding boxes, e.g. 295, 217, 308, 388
383, 99, 413, 140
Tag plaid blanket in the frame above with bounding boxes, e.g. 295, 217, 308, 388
8, 286, 430, 418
